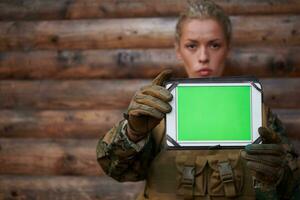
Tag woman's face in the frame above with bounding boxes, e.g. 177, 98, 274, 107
176, 18, 230, 78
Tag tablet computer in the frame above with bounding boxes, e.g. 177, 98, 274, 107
165, 77, 262, 149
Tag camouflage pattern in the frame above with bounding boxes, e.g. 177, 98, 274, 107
96, 110, 300, 199
97, 120, 157, 182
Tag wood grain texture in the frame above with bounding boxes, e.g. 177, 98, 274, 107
0, 79, 299, 110
0, 175, 144, 200
0, 16, 299, 50
0, 47, 299, 79
0, 135, 300, 176
261, 79, 300, 109
0, 109, 299, 139
0, 79, 146, 110
1, 0, 300, 20
275, 109, 300, 140
0, 49, 182, 79
0, 138, 102, 176
0, 109, 123, 138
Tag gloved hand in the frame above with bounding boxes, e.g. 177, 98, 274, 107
126, 70, 173, 142
241, 127, 286, 188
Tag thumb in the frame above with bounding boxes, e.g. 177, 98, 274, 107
152, 69, 173, 86
258, 127, 281, 144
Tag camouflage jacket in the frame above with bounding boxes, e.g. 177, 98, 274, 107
96, 109, 300, 199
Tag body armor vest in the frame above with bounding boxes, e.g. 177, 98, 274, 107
136, 106, 269, 200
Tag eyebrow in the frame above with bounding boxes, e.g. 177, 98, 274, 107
209, 39, 222, 43
185, 39, 198, 43
185, 38, 222, 43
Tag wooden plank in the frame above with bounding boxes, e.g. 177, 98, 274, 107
0, 47, 300, 79
0, 175, 144, 200
290, 140, 300, 156
0, 79, 146, 110
0, 136, 300, 176
0, 109, 299, 139
0, 138, 102, 176
0, 49, 182, 79
275, 109, 300, 140
0, 15, 299, 50
0, 109, 123, 138
0, 79, 299, 110
261, 79, 300, 109
224, 47, 300, 77
1, 0, 300, 20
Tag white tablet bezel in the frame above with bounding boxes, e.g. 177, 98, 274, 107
166, 82, 262, 148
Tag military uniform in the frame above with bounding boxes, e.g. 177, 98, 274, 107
97, 108, 300, 199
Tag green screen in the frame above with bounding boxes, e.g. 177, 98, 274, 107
177, 86, 251, 141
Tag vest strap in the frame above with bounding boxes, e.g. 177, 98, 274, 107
218, 160, 237, 197
181, 165, 195, 200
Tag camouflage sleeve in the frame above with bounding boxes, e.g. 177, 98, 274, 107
96, 119, 157, 182
267, 110, 300, 200
267, 109, 298, 169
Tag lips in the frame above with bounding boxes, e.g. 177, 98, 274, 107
196, 68, 213, 77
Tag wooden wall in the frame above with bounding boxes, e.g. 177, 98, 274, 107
0, 0, 300, 199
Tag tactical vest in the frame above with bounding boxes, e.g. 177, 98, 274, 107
136, 106, 269, 200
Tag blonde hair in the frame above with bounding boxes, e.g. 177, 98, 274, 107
175, 0, 232, 44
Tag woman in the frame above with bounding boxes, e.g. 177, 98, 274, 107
96, 0, 299, 199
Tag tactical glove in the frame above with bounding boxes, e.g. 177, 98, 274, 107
241, 127, 286, 199
126, 70, 173, 142
242, 127, 285, 185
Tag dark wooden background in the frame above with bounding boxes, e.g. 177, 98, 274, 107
0, 0, 299, 199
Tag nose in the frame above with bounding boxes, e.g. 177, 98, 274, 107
198, 46, 209, 64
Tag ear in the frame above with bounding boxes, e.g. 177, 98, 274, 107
174, 42, 183, 61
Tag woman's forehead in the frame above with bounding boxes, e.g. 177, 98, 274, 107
180, 18, 226, 41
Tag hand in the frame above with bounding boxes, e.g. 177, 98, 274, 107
126, 70, 173, 142
241, 127, 285, 186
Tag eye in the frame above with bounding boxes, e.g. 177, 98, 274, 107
185, 43, 197, 50
209, 42, 221, 50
